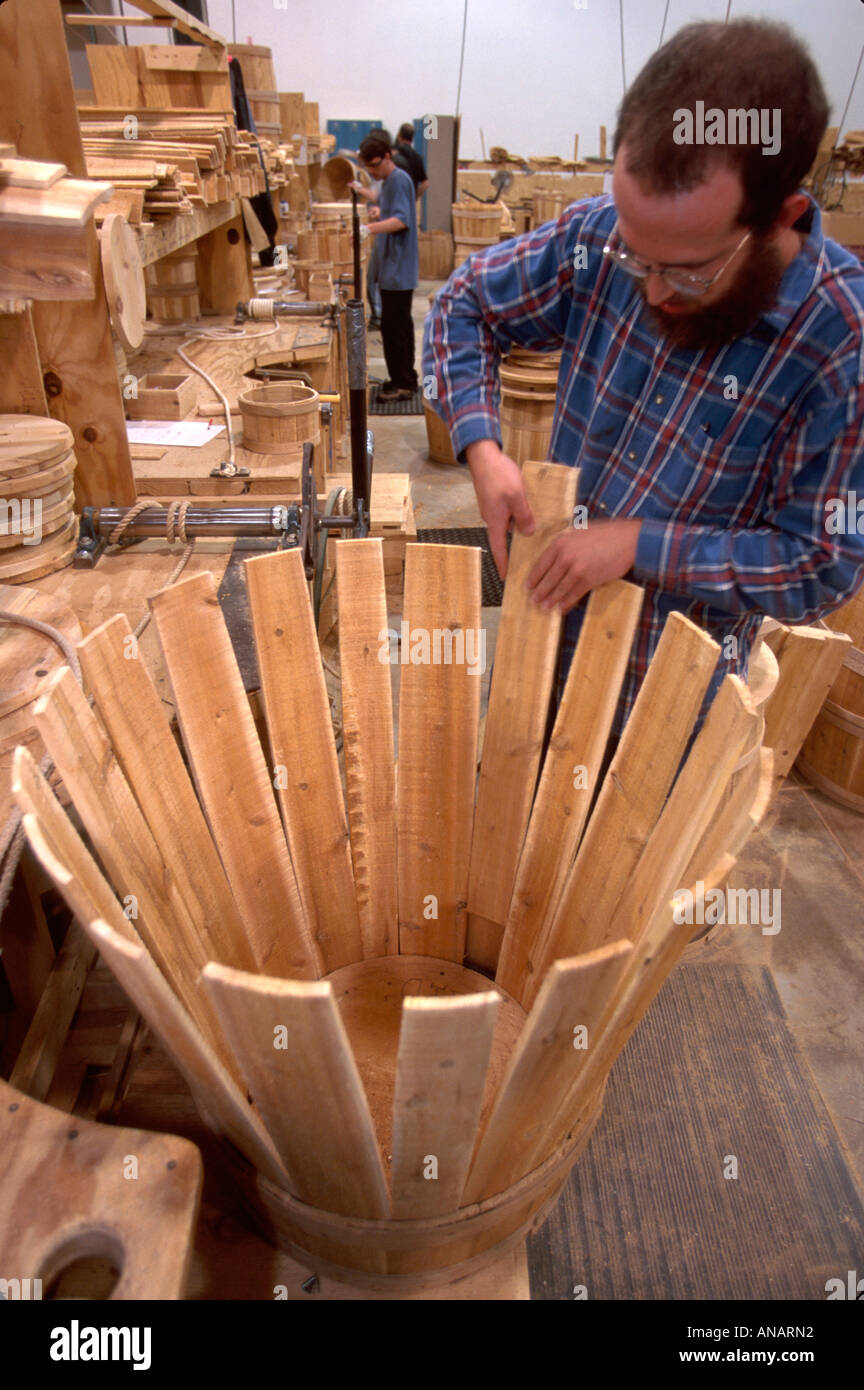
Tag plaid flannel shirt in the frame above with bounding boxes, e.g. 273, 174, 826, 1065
422, 194, 864, 733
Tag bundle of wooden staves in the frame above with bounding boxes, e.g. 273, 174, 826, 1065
79, 110, 274, 223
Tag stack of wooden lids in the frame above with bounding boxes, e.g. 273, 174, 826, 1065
0, 416, 78, 584
0, 584, 81, 818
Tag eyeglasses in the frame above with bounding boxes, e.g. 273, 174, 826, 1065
364, 157, 384, 170
602, 220, 752, 297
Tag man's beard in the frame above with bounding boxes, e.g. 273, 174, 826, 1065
640, 235, 785, 352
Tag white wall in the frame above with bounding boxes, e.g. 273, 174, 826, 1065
202, 0, 864, 161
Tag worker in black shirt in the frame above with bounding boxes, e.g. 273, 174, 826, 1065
396, 123, 429, 197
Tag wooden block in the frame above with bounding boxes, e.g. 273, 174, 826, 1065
466, 461, 579, 974
0, 1073, 201, 1300
0, 157, 66, 187
336, 540, 398, 958
246, 548, 363, 973
125, 373, 198, 420
203, 964, 391, 1221
496, 579, 643, 1001
391, 993, 498, 1217
396, 544, 482, 961
77, 614, 256, 974
524, 612, 721, 1004
463, 941, 632, 1203
149, 570, 320, 980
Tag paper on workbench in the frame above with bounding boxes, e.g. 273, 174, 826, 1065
125, 421, 226, 448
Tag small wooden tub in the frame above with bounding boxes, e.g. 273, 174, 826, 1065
238, 383, 321, 454
145, 249, 200, 322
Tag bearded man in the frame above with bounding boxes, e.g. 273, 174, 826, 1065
423, 18, 864, 732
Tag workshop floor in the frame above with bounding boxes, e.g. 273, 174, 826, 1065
373, 279, 864, 1203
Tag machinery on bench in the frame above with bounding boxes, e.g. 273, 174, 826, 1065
74, 193, 373, 583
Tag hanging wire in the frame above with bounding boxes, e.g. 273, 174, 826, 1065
724, 0, 733, 20
232, 0, 237, 45
619, 0, 627, 93
832, 38, 864, 155
658, 0, 670, 47
455, 0, 469, 117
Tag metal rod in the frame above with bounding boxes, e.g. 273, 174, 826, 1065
90, 507, 291, 538
346, 298, 370, 521
351, 187, 362, 300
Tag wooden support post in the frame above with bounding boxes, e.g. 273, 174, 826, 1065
0, 309, 49, 416
197, 213, 253, 314
0, 0, 136, 506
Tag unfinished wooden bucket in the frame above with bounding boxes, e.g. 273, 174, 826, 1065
146, 249, 200, 322
238, 383, 321, 454
797, 588, 864, 810
451, 202, 503, 240
500, 354, 559, 464
13, 462, 775, 1292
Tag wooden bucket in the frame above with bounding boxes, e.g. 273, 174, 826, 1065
238, 383, 321, 454
797, 588, 864, 810
424, 402, 458, 465
531, 189, 571, 227
146, 249, 200, 322
499, 353, 560, 465
451, 202, 503, 240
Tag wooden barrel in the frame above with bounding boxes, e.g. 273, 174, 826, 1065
146, 249, 200, 322
228, 44, 282, 142
499, 351, 561, 464
797, 588, 864, 810
531, 188, 571, 228
424, 402, 458, 465
238, 383, 321, 454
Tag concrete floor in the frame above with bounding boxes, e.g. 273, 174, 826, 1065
370, 280, 864, 1197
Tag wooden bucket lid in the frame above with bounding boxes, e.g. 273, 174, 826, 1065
0, 415, 73, 467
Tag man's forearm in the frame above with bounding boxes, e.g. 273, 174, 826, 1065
635, 516, 864, 623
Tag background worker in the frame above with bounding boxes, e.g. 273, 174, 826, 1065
359, 131, 419, 401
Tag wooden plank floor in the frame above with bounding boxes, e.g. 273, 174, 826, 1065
527, 960, 864, 1300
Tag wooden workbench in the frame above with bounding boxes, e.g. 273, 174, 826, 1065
128, 313, 346, 497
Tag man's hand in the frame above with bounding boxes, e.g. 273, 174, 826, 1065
526, 519, 642, 614
368, 205, 380, 221
465, 440, 535, 579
